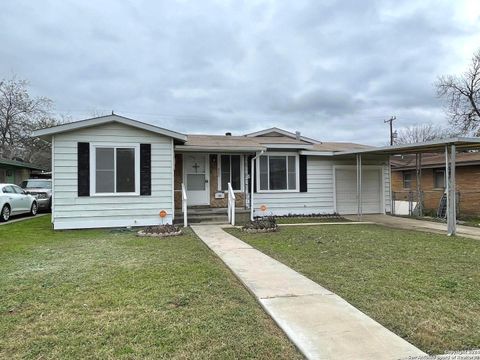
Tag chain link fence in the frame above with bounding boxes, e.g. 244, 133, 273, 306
391, 190, 469, 218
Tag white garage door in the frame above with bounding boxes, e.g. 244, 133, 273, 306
335, 168, 383, 214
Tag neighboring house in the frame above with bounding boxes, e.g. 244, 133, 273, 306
0, 159, 46, 185
33, 114, 392, 230
391, 152, 480, 216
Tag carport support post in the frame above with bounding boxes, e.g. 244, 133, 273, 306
356, 153, 363, 219
447, 144, 456, 236
415, 153, 423, 216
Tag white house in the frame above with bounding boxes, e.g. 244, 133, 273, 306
34, 114, 391, 229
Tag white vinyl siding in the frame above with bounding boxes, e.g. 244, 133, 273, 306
384, 165, 391, 213
253, 157, 390, 216
254, 157, 334, 216
335, 167, 383, 214
52, 122, 174, 229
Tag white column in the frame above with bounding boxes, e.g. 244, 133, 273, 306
445, 145, 449, 223
447, 144, 456, 236
250, 156, 255, 221
356, 154, 362, 218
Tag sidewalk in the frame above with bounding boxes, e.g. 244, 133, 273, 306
191, 225, 426, 360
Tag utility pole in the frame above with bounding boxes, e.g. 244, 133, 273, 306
384, 116, 396, 145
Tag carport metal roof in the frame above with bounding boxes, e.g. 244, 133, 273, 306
330, 137, 480, 237
334, 137, 480, 156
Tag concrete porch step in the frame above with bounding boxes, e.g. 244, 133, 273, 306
185, 207, 249, 215
173, 214, 229, 225
174, 207, 250, 225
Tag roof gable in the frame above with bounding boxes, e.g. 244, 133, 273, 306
244, 127, 320, 144
33, 114, 187, 142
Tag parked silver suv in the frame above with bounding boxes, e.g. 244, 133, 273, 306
20, 179, 52, 211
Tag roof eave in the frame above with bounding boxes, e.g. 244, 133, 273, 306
299, 150, 336, 156
264, 144, 314, 150
32, 114, 188, 142
175, 145, 267, 153
334, 137, 480, 156
244, 127, 321, 144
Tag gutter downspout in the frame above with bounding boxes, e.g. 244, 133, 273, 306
250, 150, 265, 221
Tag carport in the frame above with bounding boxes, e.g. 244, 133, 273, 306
335, 138, 480, 236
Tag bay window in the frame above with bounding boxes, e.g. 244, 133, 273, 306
219, 155, 242, 191
91, 144, 139, 195
258, 154, 298, 191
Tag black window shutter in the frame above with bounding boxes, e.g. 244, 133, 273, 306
299, 155, 307, 192
77, 142, 90, 196
140, 144, 151, 195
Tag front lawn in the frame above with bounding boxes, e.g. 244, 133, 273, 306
0, 217, 301, 359
227, 225, 480, 354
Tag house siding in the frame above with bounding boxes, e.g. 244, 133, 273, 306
253, 157, 390, 216
52, 123, 174, 229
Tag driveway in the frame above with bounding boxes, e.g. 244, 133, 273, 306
192, 224, 426, 360
0, 213, 48, 226
347, 214, 480, 240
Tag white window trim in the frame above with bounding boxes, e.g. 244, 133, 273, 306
217, 154, 244, 192
256, 152, 300, 193
89, 142, 140, 197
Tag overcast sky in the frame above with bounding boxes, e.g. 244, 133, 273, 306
1, 1, 480, 145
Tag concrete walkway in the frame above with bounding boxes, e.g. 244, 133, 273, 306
346, 214, 480, 240
192, 225, 426, 360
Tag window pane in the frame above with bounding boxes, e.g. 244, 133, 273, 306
434, 171, 445, 188
2, 186, 14, 194
231, 155, 241, 190
96, 148, 114, 193
12, 185, 24, 194
288, 156, 296, 190
221, 155, 230, 191
403, 172, 412, 189
269, 156, 287, 190
259, 156, 268, 190
187, 174, 205, 190
116, 148, 135, 192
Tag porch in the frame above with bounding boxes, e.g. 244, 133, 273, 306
173, 206, 251, 225
173, 152, 254, 211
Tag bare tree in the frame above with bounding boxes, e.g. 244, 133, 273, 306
436, 50, 480, 135
0, 76, 64, 169
396, 123, 458, 144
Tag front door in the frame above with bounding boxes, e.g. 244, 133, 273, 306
184, 154, 210, 206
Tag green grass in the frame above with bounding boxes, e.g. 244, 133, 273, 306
458, 216, 480, 228
0, 217, 301, 359
227, 225, 480, 354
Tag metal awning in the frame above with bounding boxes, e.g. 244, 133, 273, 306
338, 137, 480, 237
334, 137, 480, 155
